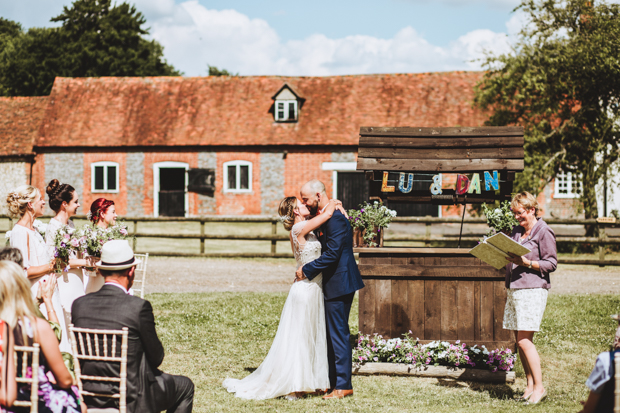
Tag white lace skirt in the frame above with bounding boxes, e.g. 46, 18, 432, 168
503, 288, 548, 332
223, 277, 329, 399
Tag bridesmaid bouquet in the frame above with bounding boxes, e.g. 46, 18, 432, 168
72, 222, 131, 258
51, 225, 76, 273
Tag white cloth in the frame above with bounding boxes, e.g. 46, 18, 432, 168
587, 351, 616, 393
223, 221, 329, 399
503, 287, 548, 331
104, 282, 129, 294
10, 224, 72, 353
45, 218, 85, 317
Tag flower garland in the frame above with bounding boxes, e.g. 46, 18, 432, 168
353, 332, 515, 373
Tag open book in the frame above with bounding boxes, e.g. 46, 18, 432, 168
469, 232, 531, 270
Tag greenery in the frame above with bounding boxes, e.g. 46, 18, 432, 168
481, 201, 519, 237
348, 201, 397, 247
208, 65, 237, 76
149, 292, 618, 412
353, 334, 516, 372
0, 0, 179, 96
474, 0, 620, 220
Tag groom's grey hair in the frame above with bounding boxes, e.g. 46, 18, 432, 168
304, 179, 326, 195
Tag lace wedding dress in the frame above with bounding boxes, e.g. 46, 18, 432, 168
223, 221, 329, 399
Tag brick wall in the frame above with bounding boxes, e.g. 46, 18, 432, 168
126, 152, 145, 217
44, 153, 85, 214
82, 152, 127, 215
197, 152, 217, 215
216, 152, 261, 215
283, 151, 333, 199
260, 152, 285, 215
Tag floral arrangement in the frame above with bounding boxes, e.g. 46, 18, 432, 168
51, 225, 76, 273
4, 219, 47, 246
352, 332, 515, 373
481, 201, 519, 238
348, 201, 397, 247
72, 222, 130, 257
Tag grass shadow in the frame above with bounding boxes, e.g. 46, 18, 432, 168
244, 367, 258, 373
466, 382, 516, 400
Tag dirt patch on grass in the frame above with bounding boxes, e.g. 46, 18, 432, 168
145, 257, 620, 295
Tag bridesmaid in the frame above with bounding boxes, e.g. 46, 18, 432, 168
44, 179, 91, 327
84, 198, 117, 293
5, 185, 72, 353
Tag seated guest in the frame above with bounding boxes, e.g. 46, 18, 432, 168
71, 240, 194, 412
0, 261, 81, 413
578, 314, 620, 413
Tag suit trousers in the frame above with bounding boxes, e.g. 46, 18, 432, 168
153, 372, 194, 413
324, 292, 355, 390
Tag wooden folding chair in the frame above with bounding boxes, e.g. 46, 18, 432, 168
13, 343, 40, 413
69, 325, 128, 413
132, 253, 149, 299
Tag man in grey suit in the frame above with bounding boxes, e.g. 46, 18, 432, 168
72, 240, 194, 412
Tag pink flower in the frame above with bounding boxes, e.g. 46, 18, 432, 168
63, 234, 70, 240
120, 228, 128, 235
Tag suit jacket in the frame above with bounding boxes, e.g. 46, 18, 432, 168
303, 210, 364, 300
71, 284, 164, 412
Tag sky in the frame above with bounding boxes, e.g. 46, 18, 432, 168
0, 0, 529, 77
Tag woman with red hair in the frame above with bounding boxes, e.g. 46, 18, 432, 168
89, 198, 117, 229
84, 198, 118, 294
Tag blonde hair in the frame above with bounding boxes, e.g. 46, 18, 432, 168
6, 185, 40, 219
278, 197, 297, 231
0, 261, 39, 328
511, 191, 539, 216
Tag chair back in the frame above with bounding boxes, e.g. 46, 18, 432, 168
13, 344, 40, 413
69, 325, 129, 413
132, 253, 149, 299
615, 351, 620, 413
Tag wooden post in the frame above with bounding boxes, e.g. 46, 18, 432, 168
425, 217, 431, 247
132, 220, 138, 251
271, 220, 277, 255
598, 223, 605, 266
200, 220, 205, 254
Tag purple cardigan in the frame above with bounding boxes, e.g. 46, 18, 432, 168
505, 219, 558, 289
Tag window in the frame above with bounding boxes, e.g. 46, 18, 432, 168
223, 161, 252, 193
91, 161, 119, 193
554, 171, 582, 198
275, 100, 298, 122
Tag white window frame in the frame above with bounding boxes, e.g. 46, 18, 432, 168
91, 161, 120, 193
223, 160, 253, 193
554, 171, 583, 199
153, 161, 189, 218
275, 99, 298, 121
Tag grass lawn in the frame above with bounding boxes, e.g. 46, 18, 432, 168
149, 292, 619, 412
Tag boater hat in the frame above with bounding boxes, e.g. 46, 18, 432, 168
95, 240, 141, 271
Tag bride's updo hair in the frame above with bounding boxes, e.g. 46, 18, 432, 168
6, 185, 40, 219
278, 197, 297, 231
46, 179, 76, 213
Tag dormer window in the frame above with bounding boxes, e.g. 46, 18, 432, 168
276, 100, 297, 121
272, 84, 304, 123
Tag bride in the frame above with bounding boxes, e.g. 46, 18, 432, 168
223, 196, 346, 400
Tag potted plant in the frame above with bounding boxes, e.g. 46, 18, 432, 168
348, 201, 397, 247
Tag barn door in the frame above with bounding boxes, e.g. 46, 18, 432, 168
337, 172, 369, 210
159, 168, 186, 217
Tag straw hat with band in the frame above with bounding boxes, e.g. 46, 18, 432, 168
95, 240, 141, 271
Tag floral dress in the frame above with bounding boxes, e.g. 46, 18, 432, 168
10, 318, 81, 413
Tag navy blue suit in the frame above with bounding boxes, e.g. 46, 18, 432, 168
303, 210, 364, 390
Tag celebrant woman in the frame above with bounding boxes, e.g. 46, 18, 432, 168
504, 191, 557, 405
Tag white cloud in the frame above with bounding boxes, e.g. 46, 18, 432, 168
141, 0, 519, 76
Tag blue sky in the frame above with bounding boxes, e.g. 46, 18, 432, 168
0, 0, 524, 76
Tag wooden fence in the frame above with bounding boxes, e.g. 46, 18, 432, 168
1, 215, 618, 265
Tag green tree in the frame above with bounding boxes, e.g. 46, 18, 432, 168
0, 0, 180, 96
474, 0, 620, 219
208, 65, 237, 76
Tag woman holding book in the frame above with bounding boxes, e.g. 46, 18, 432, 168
504, 191, 557, 405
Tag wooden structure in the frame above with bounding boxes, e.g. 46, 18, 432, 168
355, 127, 524, 350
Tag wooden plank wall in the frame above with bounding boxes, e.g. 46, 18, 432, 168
357, 126, 525, 173
358, 254, 514, 349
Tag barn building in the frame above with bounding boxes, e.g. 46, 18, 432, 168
0, 72, 605, 219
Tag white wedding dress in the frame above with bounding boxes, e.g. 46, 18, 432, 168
223, 221, 330, 399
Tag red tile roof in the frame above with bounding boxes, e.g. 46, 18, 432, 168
37, 72, 489, 148
0, 97, 48, 156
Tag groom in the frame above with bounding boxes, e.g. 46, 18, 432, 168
295, 179, 364, 399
